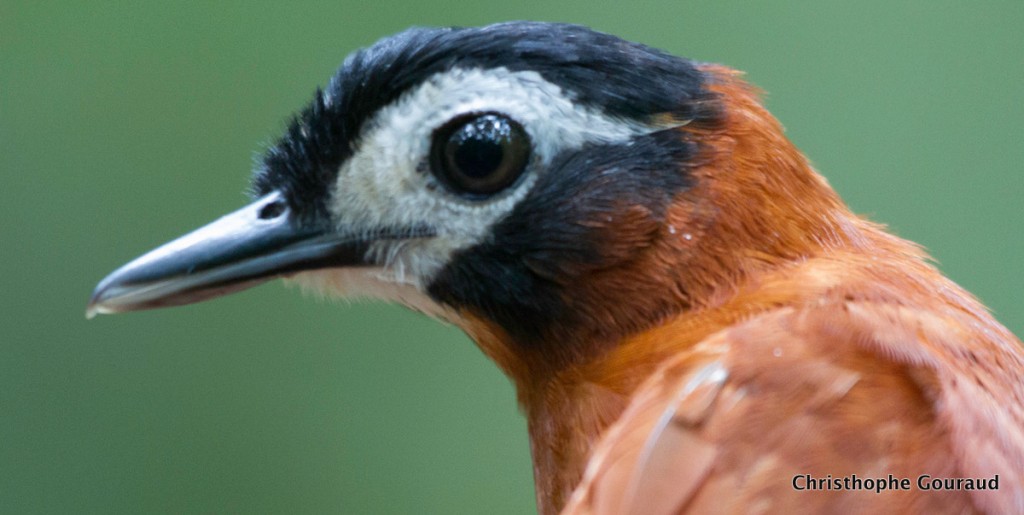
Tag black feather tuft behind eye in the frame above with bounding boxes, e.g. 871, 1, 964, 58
429, 113, 531, 198
428, 129, 697, 347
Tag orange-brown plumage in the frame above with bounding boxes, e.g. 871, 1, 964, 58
463, 67, 1023, 514
88, 24, 1024, 515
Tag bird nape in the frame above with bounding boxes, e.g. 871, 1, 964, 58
88, 21, 1023, 515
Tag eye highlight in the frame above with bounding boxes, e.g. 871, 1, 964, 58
429, 113, 531, 198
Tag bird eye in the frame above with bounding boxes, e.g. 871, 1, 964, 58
430, 113, 531, 198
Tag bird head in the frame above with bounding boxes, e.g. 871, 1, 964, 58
89, 22, 850, 380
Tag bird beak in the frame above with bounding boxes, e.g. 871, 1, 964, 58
87, 192, 370, 318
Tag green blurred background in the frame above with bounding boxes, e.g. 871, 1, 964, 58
3, 1, 1022, 513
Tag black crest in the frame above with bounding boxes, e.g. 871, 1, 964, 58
250, 22, 715, 222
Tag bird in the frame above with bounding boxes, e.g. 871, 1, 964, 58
88, 21, 1024, 515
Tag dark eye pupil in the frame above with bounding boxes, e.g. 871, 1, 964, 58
448, 125, 506, 179
431, 113, 530, 198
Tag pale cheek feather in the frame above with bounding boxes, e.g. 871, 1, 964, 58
325, 67, 670, 298
285, 267, 461, 322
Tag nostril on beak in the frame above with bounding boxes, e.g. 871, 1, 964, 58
258, 200, 287, 220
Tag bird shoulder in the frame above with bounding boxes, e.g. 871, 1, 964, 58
563, 259, 1024, 514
